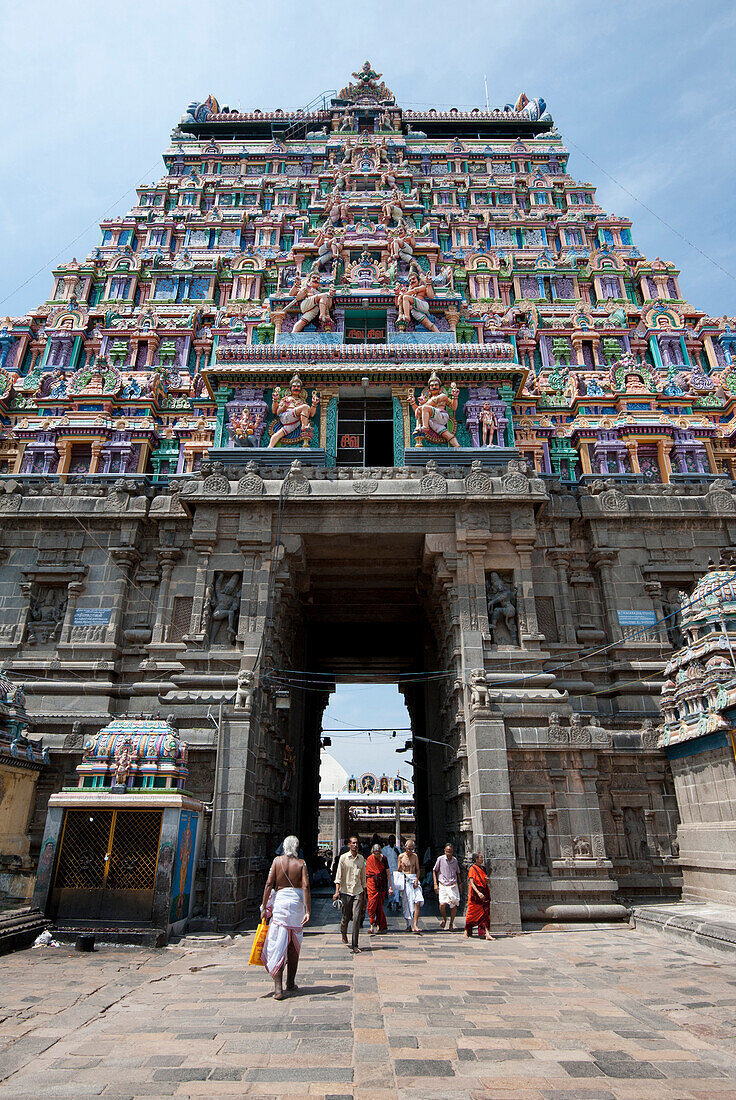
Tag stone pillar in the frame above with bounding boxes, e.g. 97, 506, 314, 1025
611, 808, 626, 859
89, 441, 103, 475
107, 547, 141, 649
644, 579, 667, 645
59, 579, 85, 644
546, 550, 577, 644
590, 549, 621, 644
150, 548, 182, 646
512, 536, 544, 650
580, 765, 610, 863
448, 530, 521, 931
185, 545, 213, 643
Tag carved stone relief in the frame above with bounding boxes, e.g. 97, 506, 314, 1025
202, 572, 242, 646
486, 570, 517, 645
25, 584, 67, 645
523, 806, 548, 871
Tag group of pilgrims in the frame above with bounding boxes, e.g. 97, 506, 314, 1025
258, 834, 491, 1001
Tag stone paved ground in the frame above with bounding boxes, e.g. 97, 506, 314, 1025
1, 921, 736, 1099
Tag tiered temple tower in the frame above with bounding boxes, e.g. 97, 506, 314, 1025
3, 65, 736, 930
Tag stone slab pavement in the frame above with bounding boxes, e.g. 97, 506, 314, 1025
1, 921, 736, 1099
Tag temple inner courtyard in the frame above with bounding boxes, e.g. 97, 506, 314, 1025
2, 916, 736, 1100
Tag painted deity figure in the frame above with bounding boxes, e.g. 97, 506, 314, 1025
378, 167, 396, 190
285, 272, 335, 333
381, 187, 405, 225
480, 403, 498, 447
388, 222, 415, 266
229, 406, 262, 447
113, 738, 134, 786
314, 224, 343, 272
408, 372, 460, 447
339, 110, 357, 132
395, 271, 438, 331
268, 374, 320, 448
323, 185, 350, 227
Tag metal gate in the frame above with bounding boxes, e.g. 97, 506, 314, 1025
51, 808, 163, 923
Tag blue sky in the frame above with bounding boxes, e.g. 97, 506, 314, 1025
1, 3, 734, 772
1, 1, 735, 318
322, 684, 413, 782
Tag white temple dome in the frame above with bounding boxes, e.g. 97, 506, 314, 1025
319, 750, 348, 795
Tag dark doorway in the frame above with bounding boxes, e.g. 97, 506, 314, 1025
343, 309, 387, 344
337, 395, 394, 467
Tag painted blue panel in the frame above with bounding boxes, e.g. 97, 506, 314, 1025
276, 331, 342, 345
665, 731, 728, 760
389, 332, 454, 345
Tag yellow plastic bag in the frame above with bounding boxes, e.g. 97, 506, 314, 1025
248, 919, 268, 966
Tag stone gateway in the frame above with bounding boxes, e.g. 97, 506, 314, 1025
2, 66, 735, 932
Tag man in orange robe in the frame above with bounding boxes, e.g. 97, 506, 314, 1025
465, 852, 491, 939
366, 843, 391, 933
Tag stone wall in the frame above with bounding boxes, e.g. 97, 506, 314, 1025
669, 742, 736, 905
3, 467, 735, 926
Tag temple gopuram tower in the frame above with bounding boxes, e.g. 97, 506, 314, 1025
3, 64, 736, 932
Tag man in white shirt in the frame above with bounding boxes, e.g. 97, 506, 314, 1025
381, 834, 400, 911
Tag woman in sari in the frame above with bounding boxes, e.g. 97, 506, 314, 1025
366, 843, 392, 933
465, 852, 491, 939
260, 835, 310, 1000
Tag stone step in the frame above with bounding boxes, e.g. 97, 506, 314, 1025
0, 906, 49, 956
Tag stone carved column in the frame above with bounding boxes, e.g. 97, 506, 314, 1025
547, 550, 578, 644
611, 808, 626, 859
512, 538, 544, 648
184, 545, 214, 643
434, 529, 522, 931
580, 766, 610, 864
107, 547, 141, 649
512, 808, 526, 869
60, 580, 85, 644
549, 770, 573, 860
643, 808, 660, 859
151, 548, 182, 646
590, 549, 621, 644
644, 580, 667, 645
545, 807, 561, 861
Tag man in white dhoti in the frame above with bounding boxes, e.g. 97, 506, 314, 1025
397, 838, 424, 934
433, 843, 462, 931
381, 834, 400, 912
260, 835, 310, 1000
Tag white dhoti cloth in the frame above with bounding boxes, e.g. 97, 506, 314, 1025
428, 408, 449, 434
279, 409, 300, 430
398, 874, 424, 920
438, 882, 460, 908
261, 887, 305, 977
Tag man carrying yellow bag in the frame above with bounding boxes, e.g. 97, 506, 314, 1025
251, 835, 311, 999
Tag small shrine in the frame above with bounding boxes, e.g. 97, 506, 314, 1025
0, 669, 47, 906
76, 718, 189, 791
319, 754, 415, 859
33, 717, 204, 944
659, 557, 736, 905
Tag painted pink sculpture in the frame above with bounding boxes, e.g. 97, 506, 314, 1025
395, 271, 438, 331
409, 373, 460, 447
285, 273, 335, 333
268, 374, 319, 448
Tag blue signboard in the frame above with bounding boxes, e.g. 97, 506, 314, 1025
73, 608, 112, 625
617, 609, 658, 626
